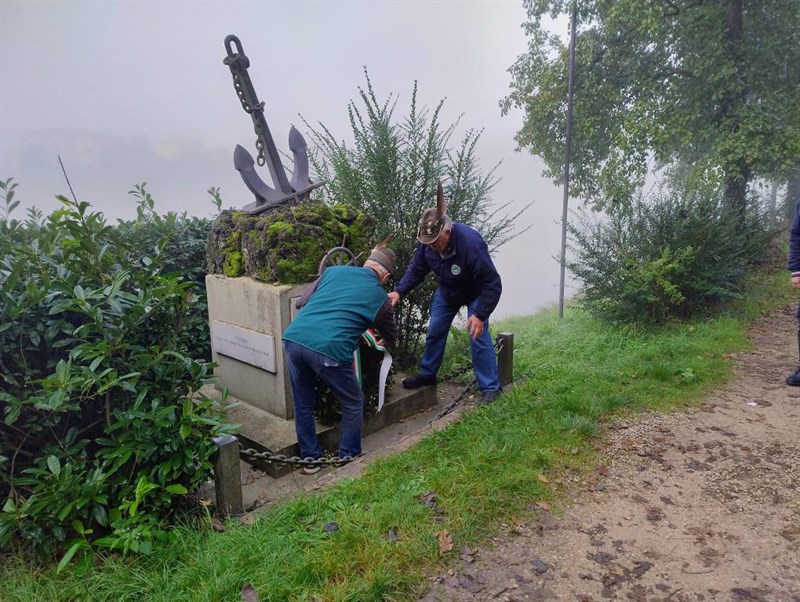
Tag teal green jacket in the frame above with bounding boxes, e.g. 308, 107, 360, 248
282, 266, 396, 362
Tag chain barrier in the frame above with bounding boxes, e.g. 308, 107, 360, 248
237, 338, 506, 468
427, 377, 477, 424
238, 444, 356, 469
426, 337, 505, 425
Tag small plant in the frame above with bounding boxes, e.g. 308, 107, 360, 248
1, 177, 20, 219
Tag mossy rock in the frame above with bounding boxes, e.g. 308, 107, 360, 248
206, 201, 375, 284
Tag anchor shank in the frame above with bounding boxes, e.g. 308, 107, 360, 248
249, 106, 293, 195
224, 35, 293, 195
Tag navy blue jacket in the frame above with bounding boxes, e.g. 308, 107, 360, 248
395, 222, 502, 321
790, 202, 800, 276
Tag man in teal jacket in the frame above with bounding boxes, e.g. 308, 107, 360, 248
282, 246, 397, 471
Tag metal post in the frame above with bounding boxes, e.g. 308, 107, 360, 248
213, 434, 244, 517
496, 332, 514, 388
558, 0, 578, 320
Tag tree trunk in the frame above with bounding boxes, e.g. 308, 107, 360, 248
720, 0, 749, 215
786, 168, 800, 221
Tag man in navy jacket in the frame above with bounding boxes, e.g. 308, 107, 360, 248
389, 193, 502, 403
786, 201, 800, 385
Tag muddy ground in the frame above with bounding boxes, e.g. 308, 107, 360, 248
419, 305, 800, 602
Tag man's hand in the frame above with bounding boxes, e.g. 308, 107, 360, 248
388, 291, 400, 306
792, 275, 800, 288
467, 315, 484, 340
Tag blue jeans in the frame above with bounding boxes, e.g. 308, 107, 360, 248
419, 290, 501, 393
282, 340, 364, 459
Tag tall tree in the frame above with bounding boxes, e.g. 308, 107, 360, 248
305, 70, 529, 367
502, 0, 800, 213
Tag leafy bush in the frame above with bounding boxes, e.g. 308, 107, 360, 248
0, 183, 232, 561
567, 188, 778, 323
115, 184, 214, 361
305, 71, 529, 368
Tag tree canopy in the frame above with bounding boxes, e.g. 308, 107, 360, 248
502, 0, 800, 213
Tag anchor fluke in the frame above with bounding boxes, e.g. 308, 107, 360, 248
234, 144, 285, 208
289, 126, 313, 192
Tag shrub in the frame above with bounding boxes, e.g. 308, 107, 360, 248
305, 71, 529, 368
567, 188, 778, 323
0, 184, 232, 560
115, 184, 214, 361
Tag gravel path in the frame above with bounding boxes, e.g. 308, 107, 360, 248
419, 305, 800, 602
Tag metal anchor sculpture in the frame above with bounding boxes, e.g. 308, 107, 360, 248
223, 34, 324, 214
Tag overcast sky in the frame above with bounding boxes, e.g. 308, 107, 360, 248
0, 0, 575, 319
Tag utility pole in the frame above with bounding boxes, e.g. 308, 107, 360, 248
558, 0, 578, 320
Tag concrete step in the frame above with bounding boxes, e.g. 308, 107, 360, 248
204, 375, 437, 478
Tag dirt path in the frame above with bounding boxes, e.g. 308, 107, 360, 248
420, 305, 800, 602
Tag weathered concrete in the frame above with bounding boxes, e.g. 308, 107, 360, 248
219, 375, 437, 478
205, 275, 311, 418
212, 434, 244, 517
235, 380, 480, 512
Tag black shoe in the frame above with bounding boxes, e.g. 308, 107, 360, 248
786, 368, 800, 386
480, 389, 501, 404
402, 373, 437, 389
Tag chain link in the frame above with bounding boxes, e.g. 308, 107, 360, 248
238, 444, 356, 469
426, 337, 505, 424
228, 63, 267, 166
427, 378, 476, 424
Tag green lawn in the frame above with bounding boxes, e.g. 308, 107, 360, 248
1, 269, 793, 602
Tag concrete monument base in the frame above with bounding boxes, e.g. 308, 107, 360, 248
205, 274, 311, 419
221, 378, 437, 478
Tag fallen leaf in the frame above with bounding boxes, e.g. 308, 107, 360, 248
780, 524, 800, 541
418, 491, 439, 508
239, 514, 256, 526
241, 583, 259, 602
436, 530, 454, 555
211, 517, 226, 532
532, 557, 549, 574
460, 544, 474, 556
537, 473, 549, 484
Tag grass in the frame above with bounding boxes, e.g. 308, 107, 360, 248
1, 268, 794, 602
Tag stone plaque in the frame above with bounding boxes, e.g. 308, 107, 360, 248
210, 319, 276, 373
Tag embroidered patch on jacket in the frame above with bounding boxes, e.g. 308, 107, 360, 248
451, 264, 461, 276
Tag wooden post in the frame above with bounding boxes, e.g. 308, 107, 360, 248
496, 332, 514, 388
213, 434, 244, 517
